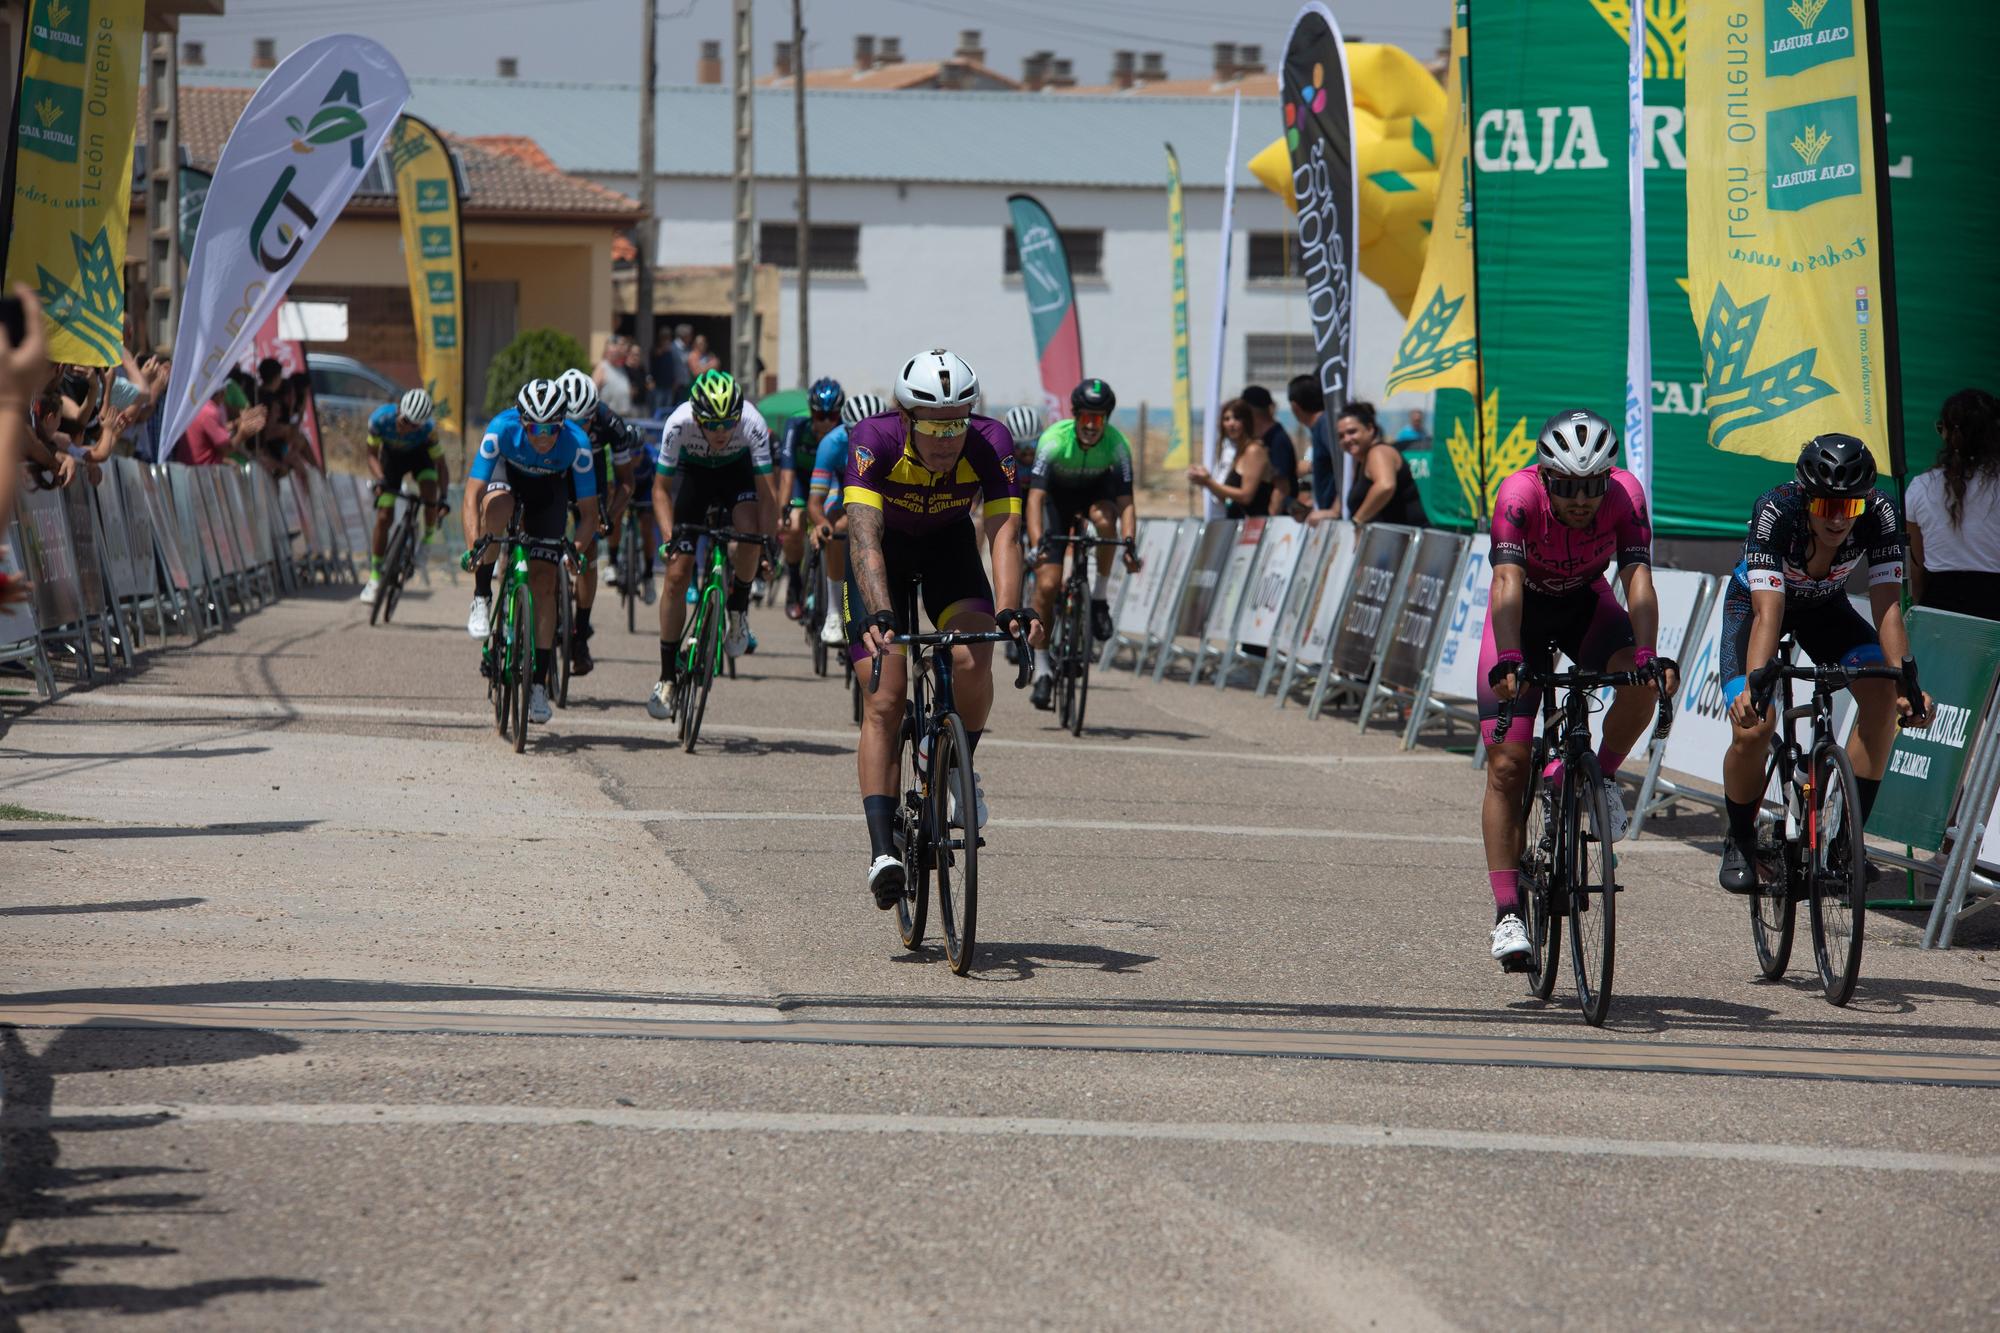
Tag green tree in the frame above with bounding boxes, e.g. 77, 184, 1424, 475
484, 328, 592, 416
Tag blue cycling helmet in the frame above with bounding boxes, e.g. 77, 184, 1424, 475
808, 377, 844, 416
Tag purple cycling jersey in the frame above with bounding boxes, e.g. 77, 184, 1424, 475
841, 413, 1022, 535
1489, 465, 1652, 595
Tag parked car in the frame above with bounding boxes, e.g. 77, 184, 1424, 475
308, 354, 404, 457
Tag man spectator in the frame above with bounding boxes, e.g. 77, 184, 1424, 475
649, 326, 686, 415
1395, 406, 1430, 450
1241, 384, 1299, 516
177, 384, 266, 466
2, 286, 51, 556
1288, 375, 1342, 523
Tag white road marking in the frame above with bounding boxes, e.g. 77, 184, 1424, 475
53, 1102, 2000, 1175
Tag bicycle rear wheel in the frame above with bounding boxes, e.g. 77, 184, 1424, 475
1808, 742, 1867, 1005
508, 585, 533, 754
383, 519, 414, 623
932, 713, 980, 975
893, 714, 931, 950
1518, 748, 1561, 1001
1069, 613, 1091, 737
682, 586, 721, 753
1564, 754, 1615, 1025
1750, 816, 1797, 980
555, 562, 574, 707
1055, 588, 1079, 729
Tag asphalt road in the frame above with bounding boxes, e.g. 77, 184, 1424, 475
2, 567, 1996, 1330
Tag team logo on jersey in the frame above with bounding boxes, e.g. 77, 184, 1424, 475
853, 446, 875, 474
999, 454, 1018, 485
478, 435, 499, 460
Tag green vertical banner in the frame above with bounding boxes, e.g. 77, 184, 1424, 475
1865, 609, 2000, 853
1164, 143, 1193, 471
1469, 0, 1628, 485
1006, 193, 1084, 423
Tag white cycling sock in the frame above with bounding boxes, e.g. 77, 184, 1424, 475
1034, 648, 1054, 677
1092, 568, 1108, 598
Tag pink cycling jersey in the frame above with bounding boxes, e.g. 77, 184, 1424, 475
1489, 465, 1652, 595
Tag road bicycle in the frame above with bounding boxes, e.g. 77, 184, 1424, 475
663, 513, 768, 754
1743, 643, 1921, 1006
869, 613, 1033, 975
466, 523, 576, 754
801, 529, 846, 679
615, 502, 649, 634
1043, 532, 1134, 736
1499, 663, 1673, 1026
367, 485, 447, 627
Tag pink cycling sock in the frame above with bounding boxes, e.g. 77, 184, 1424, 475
1543, 758, 1565, 786
1596, 745, 1627, 776
1489, 869, 1520, 912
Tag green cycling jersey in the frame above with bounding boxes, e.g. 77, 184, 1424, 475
1028, 419, 1134, 494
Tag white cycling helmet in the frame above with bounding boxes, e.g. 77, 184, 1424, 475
1002, 405, 1042, 445
516, 378, 566, 426
556, 368, 597, 419
840, 392, 889, 427
1535, 409, 1619, 477
894, 349, 979, 411
398, 388, 433, 425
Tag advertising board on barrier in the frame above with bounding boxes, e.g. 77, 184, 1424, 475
1868, 609, 2000, 853
1294, 521, 1360, 669
0, 537, 37, 645
94, 475, 146, 600
1332, 525, 1413, 681
1578, 568, 1710, 761
1378, 531, 1466, 691
1145, 520, 1205, 656
15, 490, 83, 630
1202, 519, 1266, 649
1117, 521, 1180, 636
129, 463, 191, 593
1176, 521, 1239, 637
62, 487, 107, 617
1239, 518, 1306, 650
1431, 533, 1492, 701
1264, 524, 1335, 667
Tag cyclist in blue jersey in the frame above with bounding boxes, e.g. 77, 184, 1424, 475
776, 377, 846, 619
462, 378, 599, 725
555, 368, 640, 677
360, 388, 450, 604
805, 391, 888, 648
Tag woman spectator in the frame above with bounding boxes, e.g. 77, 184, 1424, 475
1339, 400, 1427, 527
685, 333, 719, 382
1186, 399, 1272, 518
2, 287, 51, 573
594, 336, 635, 416
623, 340, 649, 411
1906, 388, 2000, 619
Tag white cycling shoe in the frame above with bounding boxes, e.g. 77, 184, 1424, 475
527, 684, 553, 725
867, 853, 905, 909
358, 579, 380, 604
725, 611, 751, 657
466, 595, 491, 638
819, 611, 846, 646
949, 772, 989, 830
1600, 777, 1630, 843
646, 680, 675, 720
1490, 914, 1531, 963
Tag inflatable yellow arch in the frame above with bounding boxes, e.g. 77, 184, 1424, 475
1248, 42, 1446, 317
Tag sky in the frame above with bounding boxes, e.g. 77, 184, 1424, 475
182, 0, 1452, 86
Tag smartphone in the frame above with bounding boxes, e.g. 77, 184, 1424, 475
0, 297, 23, 346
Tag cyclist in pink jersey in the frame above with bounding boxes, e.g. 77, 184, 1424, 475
1478, 410, 1680, 969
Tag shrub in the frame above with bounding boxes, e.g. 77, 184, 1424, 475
484, 328, 592, 416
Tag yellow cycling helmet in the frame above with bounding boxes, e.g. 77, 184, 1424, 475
689, 369, 744, 428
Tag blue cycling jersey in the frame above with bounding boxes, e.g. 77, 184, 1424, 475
809, 425, 851, 510
471, 408, 597, 501
367, 403, 441, 457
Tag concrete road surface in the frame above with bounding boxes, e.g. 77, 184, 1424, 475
2, 572, 1996, 1330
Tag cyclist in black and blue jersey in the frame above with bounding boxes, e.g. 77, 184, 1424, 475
360, 388, 449, 605
803, 391, 889, 648
555, 368, 640, 677
776, 377, 845, 619
1716, 433, 1933, 892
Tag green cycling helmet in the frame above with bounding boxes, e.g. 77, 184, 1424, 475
689, 369, 744, 428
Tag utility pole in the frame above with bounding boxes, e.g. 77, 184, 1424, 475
144, 33, 182, 356
730, 0, 756, 386
792, 0, 809, 390
636, 0, 658, 374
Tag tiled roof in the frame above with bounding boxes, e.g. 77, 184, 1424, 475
760, 60, 1020, 91
144, 86, 640, 220
1054, 73, 1282, 98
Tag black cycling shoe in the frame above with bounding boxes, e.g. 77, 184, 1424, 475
570, 636, 594, 677
1719, 836, 1759, 894
1031, 674, 1055, 711
1091, 599, 1114, 642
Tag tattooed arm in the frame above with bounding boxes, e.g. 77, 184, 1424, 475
847, 501, 895, 657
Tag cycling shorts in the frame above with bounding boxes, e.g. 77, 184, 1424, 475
840, 519, 993, 665
1478, 579, 1636, 745
378, 450, 439, 504
1037, 475, 1124, 551
670, 456, 760, 532
1718, 580, 1883, 704
484, 461, 570, 543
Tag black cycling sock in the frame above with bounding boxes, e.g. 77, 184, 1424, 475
474, 564, 493, 599
575, 606, 592, 637
728, 576, 754, 612
863, 795, 898, 860
965, 729, 982, 757
534, 647, 553, 685
660, 641, 677, 681
1725, 796, 1760, 850
1855, 775, 1882, 824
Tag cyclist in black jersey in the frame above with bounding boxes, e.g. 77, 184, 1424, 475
556, 369, 638, 677
1716, 433, 1933, 892
777, 378, 844, 619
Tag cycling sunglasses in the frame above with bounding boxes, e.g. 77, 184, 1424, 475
1542, 472, 1609, 499
810, 410, 840, 423
695, 413, 740, 431
524, 419, 562, 439
912, 417, 968, 439
1807, 495, 1868, 520
1074, 411, 1108, 430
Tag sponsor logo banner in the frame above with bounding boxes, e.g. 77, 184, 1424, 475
1282, 3, 1359, 413
1005, 193, 1084, 424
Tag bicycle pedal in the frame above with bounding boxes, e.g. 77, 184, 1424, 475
1500, 953, 1534, 974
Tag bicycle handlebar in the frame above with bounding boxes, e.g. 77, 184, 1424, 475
867, 627, 1034, 697
1043, 534, 1135, 550
1749, 653, 1922, 727
372, 482, 451, 518
1492, 663, 1676, 745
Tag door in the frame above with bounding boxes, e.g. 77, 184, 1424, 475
466, 280, 519, 432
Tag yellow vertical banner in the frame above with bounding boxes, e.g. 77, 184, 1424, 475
1384, 9, 1477, 403
1686, 0, 1893, 468
4, 0, 145, 366
1164, 143, 1192, 472
388, 114, 466, 438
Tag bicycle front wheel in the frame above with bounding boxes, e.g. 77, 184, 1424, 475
893, 714, 930, 951
1069, 617, 1091, 737
1750, 817, 1797, 981
1518, 746, 1561, 1002
383, 520, 414, 623
932, 714, 980, 975
508, 584, 533, 754
1564, 754, 1616, 1026
554, 563, 574, 708
682, 587, 721, 753
1808, 742, 1867, 1005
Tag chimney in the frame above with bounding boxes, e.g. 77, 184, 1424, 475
252, 37, 278, 70
773, 40, 792, 79
697, 40, 722, 85
879, 36, 903, 64
953, 29, 985, 65
1237, 44, 1264, 74
853, 34, 876, 70
1021, 50, 1052, 91
497, 56, 518, 79
1140, 51, 1167, 82
1111, 50, 1136, 90
1048, 57, 1075, 89
181, 40, 205, 68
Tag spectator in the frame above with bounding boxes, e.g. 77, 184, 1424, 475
1339, 400, 1427, 528
686, 332, 719, 381
1907, 387, 2000, 620
177, 384, 266, 466
1187, 398, 1272, 518
1241, 384, 1298, 515
2, 286, 51, 578
1288, 374, 1342, 523
649, 326, 685, 414
670, 323, 695, 406
624, 340, 649, 411
594, 335, 635, 416
1395, 406, 1430, 449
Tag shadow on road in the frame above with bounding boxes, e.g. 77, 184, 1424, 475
0, 899, 206, 918
0, 821, 319, 844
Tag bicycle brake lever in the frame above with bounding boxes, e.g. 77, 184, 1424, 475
868, 650, 883, 696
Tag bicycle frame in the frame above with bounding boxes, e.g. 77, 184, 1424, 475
669, 519, 765, 677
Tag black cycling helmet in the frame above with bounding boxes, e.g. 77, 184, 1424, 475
1071, 378, 1116, 415
1795, 433, 1877, 499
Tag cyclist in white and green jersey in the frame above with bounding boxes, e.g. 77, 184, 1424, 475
1026, 378, 1141, 710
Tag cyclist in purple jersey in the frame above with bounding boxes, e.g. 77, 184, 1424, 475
1477, 411, 1679, 969
842, 349, 1044, 910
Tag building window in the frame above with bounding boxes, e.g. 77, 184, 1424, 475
1244, 334, 1316, 388
759, 222, 861, 273
1247, 231, 1303, 282
1003, 227, 1104, 279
